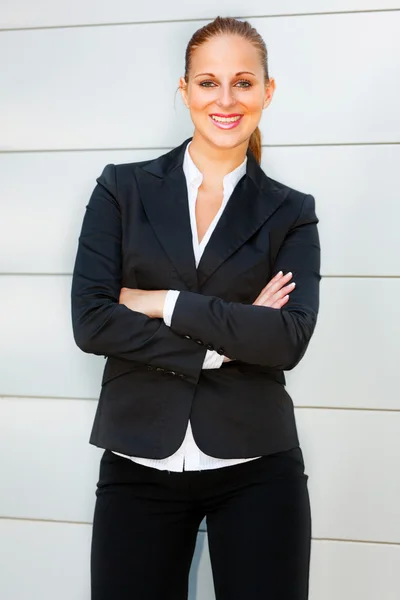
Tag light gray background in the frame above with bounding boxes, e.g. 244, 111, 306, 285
0, 1, 399, 598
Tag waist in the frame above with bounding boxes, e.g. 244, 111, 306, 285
220, 361, 286, 385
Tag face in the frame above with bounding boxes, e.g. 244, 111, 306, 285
180, 34, 275, 151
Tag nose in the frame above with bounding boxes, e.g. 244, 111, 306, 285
216, 83, 236, 109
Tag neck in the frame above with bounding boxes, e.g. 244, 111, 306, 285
188, 132, 248, 189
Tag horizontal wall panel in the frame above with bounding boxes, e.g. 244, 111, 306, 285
0, 276, 105, 399
1, 12, 399, 151
1, 1, 399, 30
0, 397, 100, 523
296, 409, 400, 543
309, 540, 400, 600
0, 149, 159, 274
1, 397, 399, 544
285, 278, 400, 410
1, 276, 399, 411
1, 144, 398, 276
0, 519, 91, 600
263, 144, 400, 277
0, 521, 399, 600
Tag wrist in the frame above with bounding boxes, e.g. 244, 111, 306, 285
156, 290, 168, 319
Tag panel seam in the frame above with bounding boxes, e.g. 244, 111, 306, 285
0, 8, 399, 33
1, 142, 399, 155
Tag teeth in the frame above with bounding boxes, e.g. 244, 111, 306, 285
211, 115, 241, 123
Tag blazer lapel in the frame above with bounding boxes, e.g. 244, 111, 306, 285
197, 151, 290, 288
136, 140, 199, 292
136, 139, 290, 292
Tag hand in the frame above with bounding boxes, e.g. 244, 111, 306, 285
119, 288, 167, 319
253, 271, 295, 309
223, 271, 294, 363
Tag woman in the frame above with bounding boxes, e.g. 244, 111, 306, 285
71, 16, 320, 600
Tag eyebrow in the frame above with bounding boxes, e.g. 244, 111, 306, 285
194, 71, 256, 79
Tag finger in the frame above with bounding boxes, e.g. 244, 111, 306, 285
268, 270, 284, 286
255, 281, 295, 306
268, 270, 292, 289
258, 271, 293, 298
255, 270, 284, 296
272, 281, 296, 300
270, 294, 290, 309
253, 272, 291, 304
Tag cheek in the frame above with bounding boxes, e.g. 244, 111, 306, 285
189, 100, 216, 130
188, 88, 214, 111
241, 90, 265, 113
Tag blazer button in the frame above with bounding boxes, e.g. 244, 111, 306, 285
195, 339, 203, 345
147, 365, 155, 370
217, 348, 225, 355
156, 367, 164, 372
178, 373, 186, 379
184, 335, 192, 340
165, 370, 177, 376
206, 343, 214, 350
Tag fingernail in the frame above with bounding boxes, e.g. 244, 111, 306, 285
292, 282, 296, 287
287, 272, 292, 277
277, 271, 283, 277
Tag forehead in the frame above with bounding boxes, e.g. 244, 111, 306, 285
190, 35, 263, 75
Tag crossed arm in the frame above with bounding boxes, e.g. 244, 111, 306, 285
166, 193, 321, 370
119, 269, 296, 365
71, 164, 320, 382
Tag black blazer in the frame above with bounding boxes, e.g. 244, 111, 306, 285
71, 137, 321, 459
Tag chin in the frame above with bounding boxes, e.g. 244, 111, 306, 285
201, 128, 251, 151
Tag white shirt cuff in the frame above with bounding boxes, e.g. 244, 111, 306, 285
163, 290, 180, 327
202, 350, 225, 369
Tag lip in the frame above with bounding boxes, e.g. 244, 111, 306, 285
209, 114, 243, 130
211, 113, 242, 118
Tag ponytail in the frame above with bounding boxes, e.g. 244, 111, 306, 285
248, 127, 262, 164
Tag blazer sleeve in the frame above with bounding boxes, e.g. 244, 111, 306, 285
169, 193, 321, 371
71, 164, 206, 385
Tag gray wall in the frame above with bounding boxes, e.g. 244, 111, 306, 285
0, 1, 399, 598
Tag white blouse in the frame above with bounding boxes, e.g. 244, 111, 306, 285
113, 142, 261, 471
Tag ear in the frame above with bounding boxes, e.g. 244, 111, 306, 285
263, 77, 276, 109
179, 76, 189, 108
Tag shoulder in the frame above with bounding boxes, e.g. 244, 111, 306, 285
99, 143, 184, 188
260, 169, 317, 222
247, 151, 316, 217
255, 167, 318, 229
266, 172, 314, 204
94, 156, 160, 203
98, 157, 157, 183
115, 141, 188, 179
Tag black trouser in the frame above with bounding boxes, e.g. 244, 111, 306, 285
91, 446, 311, 600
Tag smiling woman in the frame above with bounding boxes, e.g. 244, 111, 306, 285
72, 15, 320, 600
180, 18, 275, 162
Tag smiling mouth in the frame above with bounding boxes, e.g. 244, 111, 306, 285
210, 114, 242, 123
209, 114, 243, 129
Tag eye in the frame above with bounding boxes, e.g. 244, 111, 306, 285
199, 80, 217, 87
235, 79, 252, 88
